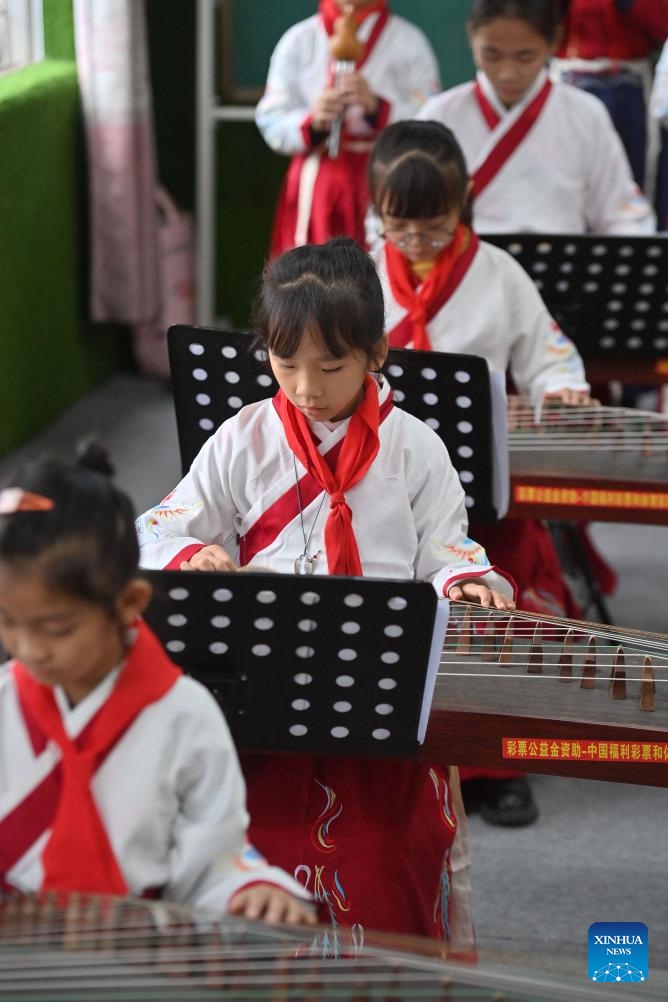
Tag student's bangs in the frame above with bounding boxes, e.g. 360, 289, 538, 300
376, 155, 466, 220
262, 275, 369, 359
467, 0, 560, 42
254, 239, 385, 363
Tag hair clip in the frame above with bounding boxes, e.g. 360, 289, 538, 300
0, 489, 55, 515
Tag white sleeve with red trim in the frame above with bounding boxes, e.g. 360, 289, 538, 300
135, 420, 239, 570
402, 413, 516, 601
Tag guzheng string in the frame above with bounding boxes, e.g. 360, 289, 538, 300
2, 893, 653, 1000
439, 601, 667, 688
507, 400, 668, 452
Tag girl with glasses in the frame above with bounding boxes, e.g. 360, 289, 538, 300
368, 118, 593, 829
255, 1, 440, 255
415, 0, 655, 235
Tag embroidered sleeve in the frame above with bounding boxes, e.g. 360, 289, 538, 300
136, 424, 239, 569
581, 97, 656, 235
407, 422, 516, 600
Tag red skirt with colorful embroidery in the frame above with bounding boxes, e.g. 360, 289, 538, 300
241, 752, 457, 940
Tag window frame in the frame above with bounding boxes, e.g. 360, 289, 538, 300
0, 0, 44, 76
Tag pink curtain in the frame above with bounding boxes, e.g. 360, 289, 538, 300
74, 0, 160, 324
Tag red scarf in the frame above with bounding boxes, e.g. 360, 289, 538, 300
384, 224, 471, 351
12, 621, 181, 896
472, 77, 553, 198
319, 0, 387, 38
278, 374, 381, 575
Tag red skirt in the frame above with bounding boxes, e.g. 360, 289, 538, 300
242, 752, 458, 940
271, 147, 371, 256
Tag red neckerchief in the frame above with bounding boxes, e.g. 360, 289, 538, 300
277, 374, 380, 575
239, 389, 394, 566
472, 77, 553, 198
385, 224, 472, 351
10, 621, 181, 896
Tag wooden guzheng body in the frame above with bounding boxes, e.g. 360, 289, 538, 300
506, 399, 668, 523
422, 603, 667, 787
2, 893, 665, 1001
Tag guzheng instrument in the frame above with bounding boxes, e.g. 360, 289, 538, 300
2, 892, 665, 1000
507, 398, 668, 524
327, 7, 363, 158
422, 602, 668, 787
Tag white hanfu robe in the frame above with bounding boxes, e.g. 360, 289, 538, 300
0, 629, 310, 910
136, 380, 514, 601
374, 236, 589, 404
417, 69, 655, 235
135, 379, 512, 947
256, 10, 440, 251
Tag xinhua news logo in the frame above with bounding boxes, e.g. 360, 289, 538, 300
588, 923, 648, 984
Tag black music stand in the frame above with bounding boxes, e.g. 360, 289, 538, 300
482, 234, 668, 380
167, 324, 501, 522
143, 569, 447, 758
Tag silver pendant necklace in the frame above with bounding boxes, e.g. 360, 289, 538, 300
293, 457, 326, 575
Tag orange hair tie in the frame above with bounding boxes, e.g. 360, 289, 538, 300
0, 489, 55, 514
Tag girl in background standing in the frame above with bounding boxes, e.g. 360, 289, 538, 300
255, 1, 440, 254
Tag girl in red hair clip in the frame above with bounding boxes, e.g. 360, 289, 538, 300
0, 446, 315, 926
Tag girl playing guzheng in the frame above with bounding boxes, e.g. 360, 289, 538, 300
136, 237, 516, 945
415, 0, 655, 235
255, 0, 440, 254
0, 447, 315, 926
368, 117, 594, 827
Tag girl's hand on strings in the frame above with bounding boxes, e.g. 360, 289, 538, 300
180, 544, 238, 572
448, 580, 515, 610
337, 70, 379, 116
312, 87, 346, 131
228, 884, 317, 927
542, 388, 596, 406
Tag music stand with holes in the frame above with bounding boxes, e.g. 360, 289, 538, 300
482, 234, 668, 384
143, 569, 447, 758
167, 324, 501, 522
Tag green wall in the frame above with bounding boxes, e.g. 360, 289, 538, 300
229, 1, 473, 94
0, 1, 472, 454
0, 0, 124, 458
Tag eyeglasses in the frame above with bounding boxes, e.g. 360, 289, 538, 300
380, 224, 456, 252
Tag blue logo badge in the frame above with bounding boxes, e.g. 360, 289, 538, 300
588, 923, 648, 983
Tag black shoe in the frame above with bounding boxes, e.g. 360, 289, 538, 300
461, 777, 539, 827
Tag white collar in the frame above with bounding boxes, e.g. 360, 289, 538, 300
477, 67, 549, 120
